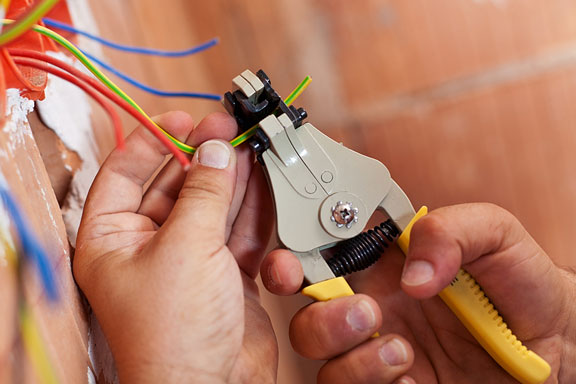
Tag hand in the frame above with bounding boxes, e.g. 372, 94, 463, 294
75, 111, 277, 383
262, 203, 576, 383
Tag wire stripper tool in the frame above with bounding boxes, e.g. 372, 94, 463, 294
223, 69, 551, 384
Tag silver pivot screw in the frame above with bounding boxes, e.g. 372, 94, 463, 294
330, 201, 359, 229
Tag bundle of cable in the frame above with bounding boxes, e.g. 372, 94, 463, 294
0, 0, 67, 114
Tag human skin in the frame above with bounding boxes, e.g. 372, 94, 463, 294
74, 111, 278, 383
73, 110, 576, 383
261, 203, 576, 383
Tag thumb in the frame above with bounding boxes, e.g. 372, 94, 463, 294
161, 140, 237, 251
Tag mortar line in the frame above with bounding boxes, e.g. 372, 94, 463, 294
354, 43, 576, 120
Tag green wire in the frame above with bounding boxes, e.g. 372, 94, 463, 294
0, 0, 59, 46
3, 19, 312, 154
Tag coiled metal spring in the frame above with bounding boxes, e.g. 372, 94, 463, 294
327, 219, 400, 277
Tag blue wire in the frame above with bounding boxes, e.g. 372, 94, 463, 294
42, 18, 219, 57
42, 18, 221, 100
0, 187, 58, 302
82, 51, 222, 100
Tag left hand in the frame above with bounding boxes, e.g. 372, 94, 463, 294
74, 111, 277, 383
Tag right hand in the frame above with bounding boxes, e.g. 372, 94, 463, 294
261, 203, 576, 383
75, 111, 278, 383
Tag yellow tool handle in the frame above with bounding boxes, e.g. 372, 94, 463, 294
400, 207, 551, 384
440, 270, 550, 384
302, 276, 355, 301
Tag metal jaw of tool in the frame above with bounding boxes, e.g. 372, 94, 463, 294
258, 111, 418, 285
225, 70, 415, 287
224, 70, 551, 384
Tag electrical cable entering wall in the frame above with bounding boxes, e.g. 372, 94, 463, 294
11, 53, 125, 149
2, 20, 312, 161
10, 50, 187, 165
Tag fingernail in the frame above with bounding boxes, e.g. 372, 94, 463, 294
402, 260, 434, 286
346, 300, 376, 332
379, 338, 408, 366
197, 140, 230, 169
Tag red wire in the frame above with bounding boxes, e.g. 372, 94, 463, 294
8, 49, 191, 168
12, 55, 125, 150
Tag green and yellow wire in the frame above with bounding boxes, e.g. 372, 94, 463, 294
1, 233, 59, 384
1, 19, 312, 154
0, 0, 58, 46
0, 0, 11, 16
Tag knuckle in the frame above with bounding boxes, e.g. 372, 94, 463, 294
180, 173, 231, 203
318, 336, 412, 384
413, 212, 447, 240
318, 358, 364, 384
290, 304, 334, 359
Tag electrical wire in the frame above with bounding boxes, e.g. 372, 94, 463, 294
0, 184, 58, 301
1, 0, 10, 10
0, 0, 59, 46
12, 47, 311, 155
12, 54, 125, 150
0, 230, 59, 384
284, 75, 311, 107
9, 51, 189, 167
2, 18, 194, 159
42, 18, 219, 57
82, 51, 221, 100
19, 303, 60, 384
0, 0, 12, 17
40, 18, 222, 100
2, 20, 313, 157
2, 19, 199, 154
